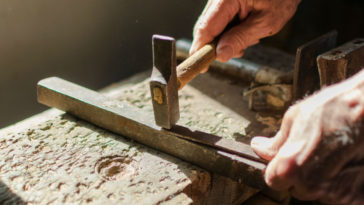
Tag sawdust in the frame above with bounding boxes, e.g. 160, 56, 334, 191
106, 78, 250, 140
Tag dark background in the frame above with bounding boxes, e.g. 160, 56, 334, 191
0, 0, 363, 128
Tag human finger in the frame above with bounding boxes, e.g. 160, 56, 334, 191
216, 12, 281, 62
264, 139, 303, 190
251, 106, 299, 160
193, 0, 214, 38
190, 0, 240, 56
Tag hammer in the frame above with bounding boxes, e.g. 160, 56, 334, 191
150, 35, 216, 129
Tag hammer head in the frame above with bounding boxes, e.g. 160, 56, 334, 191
150, 35, 180, 129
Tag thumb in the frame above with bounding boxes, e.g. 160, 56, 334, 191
251, 131, 285, 161
251, 136, 274, 160
251, 106, 299, 160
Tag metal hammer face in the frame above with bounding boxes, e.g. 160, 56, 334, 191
150, 35, 180, 129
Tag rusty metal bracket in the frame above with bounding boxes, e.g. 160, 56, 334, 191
37, 77, 267, 189
318, 38, 364, 87
293, 31, 338, 101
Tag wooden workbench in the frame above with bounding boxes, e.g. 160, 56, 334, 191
0, 45, 294, 205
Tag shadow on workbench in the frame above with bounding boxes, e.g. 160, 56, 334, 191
0, 180, 25, 204
186, 45, 294, 140
189, 72, 282, 141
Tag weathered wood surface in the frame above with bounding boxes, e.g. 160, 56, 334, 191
0, 74, 259, 204
0, 45, 295, 204
0, 81, 260, 204
37, 77, 267, 189
0, 110, 203, 204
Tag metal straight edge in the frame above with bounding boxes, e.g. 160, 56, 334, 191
37, 77, 266, 189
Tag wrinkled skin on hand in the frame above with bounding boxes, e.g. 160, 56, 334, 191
190, 0, 301, 69
251, 70, 364, 204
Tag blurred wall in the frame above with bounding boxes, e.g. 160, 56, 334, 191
263, 0, 364, 53
0, 0, 205, 127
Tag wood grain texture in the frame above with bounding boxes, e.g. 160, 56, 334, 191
177, 43, 216, 90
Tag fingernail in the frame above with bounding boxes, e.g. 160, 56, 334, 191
217, 45, 233, 62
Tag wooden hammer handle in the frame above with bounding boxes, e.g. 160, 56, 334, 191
176, 43, 216, 90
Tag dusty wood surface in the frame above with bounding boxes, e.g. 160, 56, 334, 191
37, 77, 267, 189
0, 105, 256, 205
0, 45, 295, 204
0, 74, 259, 205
